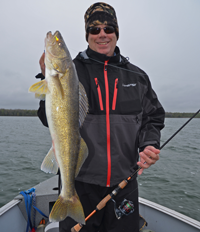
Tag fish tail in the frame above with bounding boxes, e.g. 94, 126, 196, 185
49, 193, 85, 224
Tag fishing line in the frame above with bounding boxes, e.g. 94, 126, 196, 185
69, 46, 148, 76
88, 57, 148, 77
122, 185, 138, 199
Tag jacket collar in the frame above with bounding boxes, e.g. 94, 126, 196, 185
77, 46, 129, 65
86, 46, 120, 63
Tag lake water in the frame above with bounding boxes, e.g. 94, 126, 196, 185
0, 116, 199, 222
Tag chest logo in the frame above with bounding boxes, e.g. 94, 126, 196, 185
122, 83, 136, 87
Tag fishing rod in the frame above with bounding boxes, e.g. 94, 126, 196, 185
130, 108, 200, 177
160, 109, 200, 149
71, 109, 200, 232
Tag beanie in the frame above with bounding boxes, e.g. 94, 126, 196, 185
84, 2, 119, 41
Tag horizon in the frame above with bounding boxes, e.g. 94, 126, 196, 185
1, 108, 200, 114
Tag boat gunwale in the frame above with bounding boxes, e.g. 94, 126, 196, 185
139, 197, 200, 229
1, 178, 199, 230
0, 199, 21, 216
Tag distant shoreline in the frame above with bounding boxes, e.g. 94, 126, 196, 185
165, 112, 200, 118
0, 109, 199, 118
0, 109, 37, 117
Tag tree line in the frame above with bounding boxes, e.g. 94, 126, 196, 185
0, 109, 199, 118
165, 112, 200, 118
0, 109, 37, 116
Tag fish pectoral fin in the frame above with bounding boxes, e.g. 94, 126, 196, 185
54, 74, 64, 99
75, 138, 88, 177
29, 80, 50, 94
59, 68, 69, 80
35, 93, 46, 100
79, 82, 89, 127
49, 192, 85, 224
41, 146, 59, 174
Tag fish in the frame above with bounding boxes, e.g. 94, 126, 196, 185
29, 31, 88, 224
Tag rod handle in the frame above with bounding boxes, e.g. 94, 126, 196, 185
118, 180, 128, 189
71, 223, 82, 232
96, 194, 112, 210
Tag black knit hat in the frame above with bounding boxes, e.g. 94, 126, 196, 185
84, 2, 119, 41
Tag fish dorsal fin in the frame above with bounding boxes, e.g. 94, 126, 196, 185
79, 82, 88, 127
75, 138, 88, 177
29, 80, 50, 94
41, 146, 59, 174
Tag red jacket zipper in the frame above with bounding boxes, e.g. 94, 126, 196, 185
112, 78, 118, 110
104, 61, 111, 187
94, 78, 104, 111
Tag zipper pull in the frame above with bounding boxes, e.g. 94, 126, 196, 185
94, 78, 104, 111
136, 116, 139, 123
105, 60, 108, 71
95, 78, 99, 87
112, 78, 119, 111
116, 79, 118, 88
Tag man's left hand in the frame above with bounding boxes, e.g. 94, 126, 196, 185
137, 146, 160, 175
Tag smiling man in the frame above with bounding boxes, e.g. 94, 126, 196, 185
87, 24, 117, 56
36, 2, 165, 232
85, 2, 119, 57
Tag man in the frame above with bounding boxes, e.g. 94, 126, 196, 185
36, 2, 165, 232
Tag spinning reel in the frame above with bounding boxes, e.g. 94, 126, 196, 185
112, 198, 134, 219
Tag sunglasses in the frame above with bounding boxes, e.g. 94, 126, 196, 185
87, 26, 115, 35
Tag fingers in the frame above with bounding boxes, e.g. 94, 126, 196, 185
39, 52, 45, 76
141, 149, 159, 164
138, 167, 144, 175
143, 146, 160, 162
137, 146, 160, 175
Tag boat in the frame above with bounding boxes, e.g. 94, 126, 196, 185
0, 175, 200, 232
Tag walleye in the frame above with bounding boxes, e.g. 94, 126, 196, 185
29, 31, 88, 224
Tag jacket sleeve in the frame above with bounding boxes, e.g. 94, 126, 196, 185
35, 73, 48, 127
139, 76, 165, 151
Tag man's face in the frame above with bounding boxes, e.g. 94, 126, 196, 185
88, 24, 117, 56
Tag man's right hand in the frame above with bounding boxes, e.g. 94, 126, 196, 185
39, 52, 45, 76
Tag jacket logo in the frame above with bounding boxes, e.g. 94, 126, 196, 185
122, 83, 136, 87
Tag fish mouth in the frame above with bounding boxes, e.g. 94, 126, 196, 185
45, 31, 53, 53
45, 31, 56, 45
45, 30, 70, 73
45, 31, 66, 59
47, 31, 53, 38
46, 31, 62, 43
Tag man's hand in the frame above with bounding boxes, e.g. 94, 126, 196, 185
39, 52, 45, 76
137, 146, 160, 175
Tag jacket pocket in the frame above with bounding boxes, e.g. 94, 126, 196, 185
95, 78, 104, 111
112, 78, 118, 110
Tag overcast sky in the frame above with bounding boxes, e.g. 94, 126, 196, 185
0, 0, 199, 112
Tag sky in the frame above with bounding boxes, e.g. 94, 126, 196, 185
0, 0, 199, 112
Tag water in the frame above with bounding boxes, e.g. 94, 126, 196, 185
0, 117, 51, 205
138, 118, 200, 221
0, 117, 199, 222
